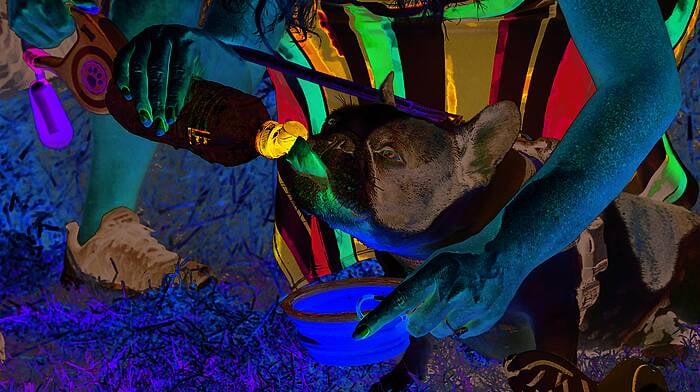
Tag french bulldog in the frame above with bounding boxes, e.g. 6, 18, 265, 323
282, 74, 700, 373
120, 73, 699, 390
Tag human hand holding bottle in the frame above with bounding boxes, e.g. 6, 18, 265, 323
113, 24, 253, 136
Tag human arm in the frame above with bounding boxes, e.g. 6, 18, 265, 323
112, 0, 288, 135
8, 0, 98, 48
354, 0, 682, 339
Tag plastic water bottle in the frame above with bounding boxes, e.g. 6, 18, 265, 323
105, 78, 329, 179
23, 46, 74, 150
106, 79, 272, 166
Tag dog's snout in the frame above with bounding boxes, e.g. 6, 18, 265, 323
308, 137, 320, 149
312, 133, 356, 156
332, 134, 355, 154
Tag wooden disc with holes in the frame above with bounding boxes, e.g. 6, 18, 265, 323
36, 7, 127, 114
69, 46, 115, 113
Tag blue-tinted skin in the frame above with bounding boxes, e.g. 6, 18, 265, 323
8, 0, 283, 244
9, 0, 683, 341
355, 0, 683, 339
121, 0, 682, 341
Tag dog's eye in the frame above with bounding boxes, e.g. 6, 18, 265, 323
376, 146, 403, 163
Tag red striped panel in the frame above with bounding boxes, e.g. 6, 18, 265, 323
521, 20, 571, 139
275, 186, 313, 281
489, 17, 512, 104
492, 14, 542, 130
392, 19, 446, 110
310, 216, 333, 278
542, 40, 595, 140
267, 69, 310, 129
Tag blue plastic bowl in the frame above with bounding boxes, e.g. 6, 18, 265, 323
282, 277, 410, 366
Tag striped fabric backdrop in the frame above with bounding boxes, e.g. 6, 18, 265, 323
263, 0, 700, 289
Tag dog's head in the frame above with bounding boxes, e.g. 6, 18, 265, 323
285, 74, 522, 257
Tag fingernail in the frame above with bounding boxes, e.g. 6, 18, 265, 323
75, 3, 100, 14
139, 110, 153, 127
120, 87, 132, 101
154, 117, 167, 136
352, 324, 371, 340
165, 107, 176, 125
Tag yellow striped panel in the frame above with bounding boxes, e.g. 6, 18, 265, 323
352, 237, 377, 261
277, 174, 311, 231
274, 174, 311, 290
443, 18, 501, 119
273, 223, 309, 290
520, 4, 557, 117
292, 11, 356, 113
344, 7, 376, 88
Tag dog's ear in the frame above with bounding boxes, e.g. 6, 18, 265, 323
379, 72, 396, 106
453, 101, 521, 188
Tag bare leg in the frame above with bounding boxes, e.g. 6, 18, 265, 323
77, 113, 157, 244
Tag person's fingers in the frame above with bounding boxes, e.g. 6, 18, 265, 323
423, 287, 477, 338
436, 302, 493, 339
147, 38, 173, 135
405, 261, 461, 337
353, 262, 442, 340
72, 1, 100, 13
431, 313, 473, 339
113, 41, 135, 100
165, 39, 195, 125
405, 289, 451, 337
459, 318, 493, 338
129, 39, 153, 127
449, 267, 507, 338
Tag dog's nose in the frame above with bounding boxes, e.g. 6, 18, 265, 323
311, 133, 356, 156
332, 134, 355, 154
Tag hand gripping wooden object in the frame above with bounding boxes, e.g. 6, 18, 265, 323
25, 6, 127, 114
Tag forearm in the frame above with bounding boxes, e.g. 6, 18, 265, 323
200, 0, 288, 89
352, 0, 686, 341
481, 0, 682, 276
488, 77, 681, 276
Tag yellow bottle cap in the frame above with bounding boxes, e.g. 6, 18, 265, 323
255, 120, 309, 159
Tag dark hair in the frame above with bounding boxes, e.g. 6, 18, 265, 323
219, 0, 478, 45
219, 0, 316, 44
